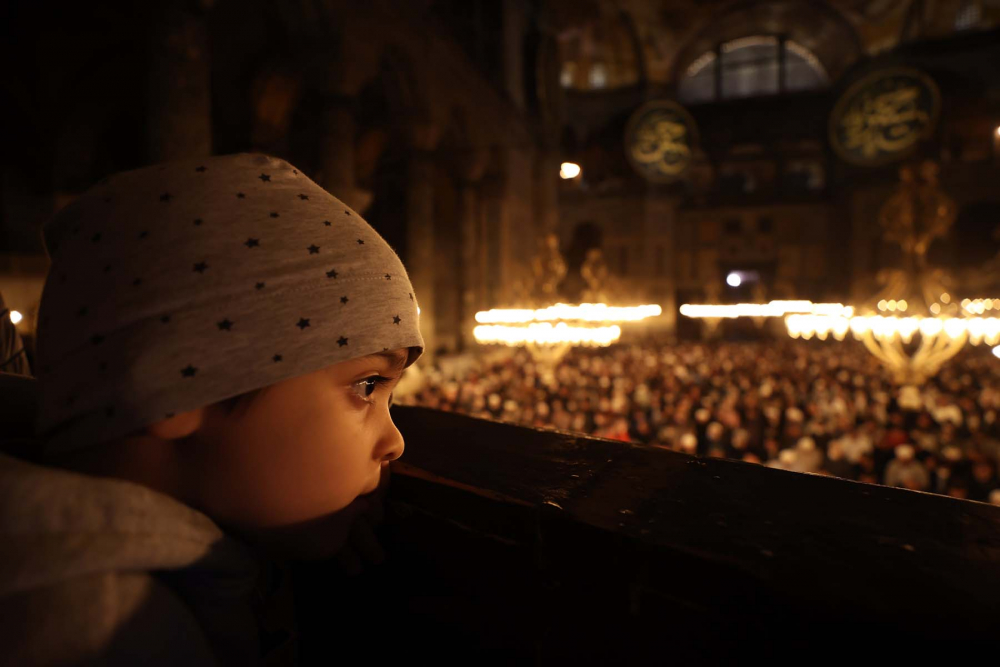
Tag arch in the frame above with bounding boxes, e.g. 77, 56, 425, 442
679, 35, 829, 103
671, 0, 862, 93
557, 9, 643, 91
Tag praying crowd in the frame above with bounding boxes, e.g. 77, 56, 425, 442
398, 340, 1000, 505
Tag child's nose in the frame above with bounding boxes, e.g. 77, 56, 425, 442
379, 417, 405, 463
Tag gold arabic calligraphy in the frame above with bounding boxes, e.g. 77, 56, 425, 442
631, 113, 692, 176
840, 85, 931, 159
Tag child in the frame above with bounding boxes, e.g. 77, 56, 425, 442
0, 153, 424, 665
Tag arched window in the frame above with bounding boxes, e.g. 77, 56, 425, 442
955, 1, 983, 31
678, 36, 828, 104
557, 15, 640, 91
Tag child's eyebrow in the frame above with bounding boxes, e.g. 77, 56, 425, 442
367, 350, 409, 374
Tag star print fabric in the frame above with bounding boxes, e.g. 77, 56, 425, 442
35, 153, 423, 454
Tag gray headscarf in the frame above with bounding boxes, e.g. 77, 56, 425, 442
35, 153, 423, 454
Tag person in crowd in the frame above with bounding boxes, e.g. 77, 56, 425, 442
884, 445, 930, 491
0, 154, 424, 665
399, 339, 1000, 503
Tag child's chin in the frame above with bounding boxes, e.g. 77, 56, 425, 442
235, 501, 369, 561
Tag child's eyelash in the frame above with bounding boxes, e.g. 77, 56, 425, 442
354, 375, 394, 403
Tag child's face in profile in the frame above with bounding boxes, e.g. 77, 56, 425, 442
180, 348, 410, 558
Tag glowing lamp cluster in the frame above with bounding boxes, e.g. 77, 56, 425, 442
785, 314, 1000, 383
785, 314, 1000, 344
679, 301, 851, 319
476, 303, 662, 324
8, 310, 22, 325
474, 303, 662, 348
680, 299, 1000, 383
474, 323, 622, 347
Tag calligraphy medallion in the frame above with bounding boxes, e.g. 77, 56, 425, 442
830, 68, 940, 167
625, 100, 699, 182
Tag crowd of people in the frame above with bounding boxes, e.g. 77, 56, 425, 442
398, 339, 1000, 505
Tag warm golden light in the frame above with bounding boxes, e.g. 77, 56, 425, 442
679, 301, 852, 319
559, 162, 582, 179
476, 303, 662, 324
9, 310, 22, 325
474, 323, 621, 346
784, 314, 1000, 347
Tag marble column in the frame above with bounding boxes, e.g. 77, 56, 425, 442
406, 151, 438, 360
319, 96, 373, 212
456, 151, 490, 350
147, 1, 212, 162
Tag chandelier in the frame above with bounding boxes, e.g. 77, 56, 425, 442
680, 161, 1000, 384
474, 235, 661, 363
786, 161, 1000, 384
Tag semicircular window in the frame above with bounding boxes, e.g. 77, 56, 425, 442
679, 36, 828, 104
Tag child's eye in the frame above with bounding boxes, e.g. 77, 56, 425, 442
351, 376, 391, 404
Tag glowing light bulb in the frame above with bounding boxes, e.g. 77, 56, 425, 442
559, 162, 581, 179
726, 272, 742, 287
9, 310, 22, 325
940, 293, 951, 304
994, 346, 1000, 359
930, 303, 941, 314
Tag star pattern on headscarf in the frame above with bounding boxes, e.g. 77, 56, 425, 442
40, 155, 423, 452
